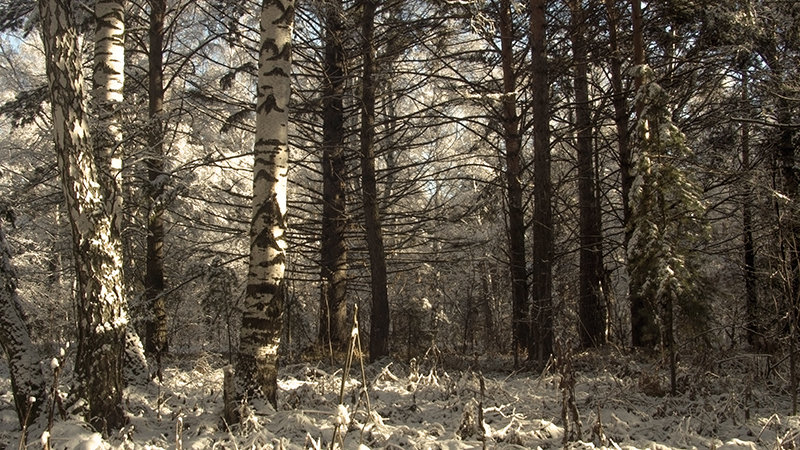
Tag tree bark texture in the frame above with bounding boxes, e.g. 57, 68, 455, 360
360, 0, 390, 361
92, 0, 124, 232
529, 0, 553, 362
144, 0, 169, 361
570, 0, 606, 348
39, 0, 128, 431
498, 0, 529, 356
92, 0, 150, 384
237, 0, 293, 409
319, 0, 349, 351
603, 0, 632, 241
0, 221, 46, 431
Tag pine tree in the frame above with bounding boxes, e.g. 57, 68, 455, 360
628, 66, 707, 393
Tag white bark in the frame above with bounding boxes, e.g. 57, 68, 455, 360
39, 0, 128, 431
92, 0, 150, 385
237, 0, 294, 408
92, 0, 125, 228
0, 221, 46, 432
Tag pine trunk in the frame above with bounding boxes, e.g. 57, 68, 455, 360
319, 0, 349, 351
236, 0, 294, 409
570, 1, 606, 348
740, 67, 758, 346
360, 0, 390, 361
529, 0, 553, 362
39, 0, 128, 431
144, 0, 169, 363
499, 0, 529, 358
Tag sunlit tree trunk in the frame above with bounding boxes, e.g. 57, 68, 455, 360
319, 0, 349, 351
144, 0, 169, 367
236, 0, 293, 408
360, 0, 390, 361
570, 0, 605, 348
0, 220, 46, 432
39, 0, 128, 431
92, 0, 149, 384
498, 0, 529, 360
529, 0, 553, 363
92, 0, 124, 227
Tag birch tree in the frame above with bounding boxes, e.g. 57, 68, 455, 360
236, 0, 294, 408
0, 215, 46, 432
39, 0, 128, 431
92, 0, 149, 385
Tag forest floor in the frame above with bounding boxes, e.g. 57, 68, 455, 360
1, 348, 799, 449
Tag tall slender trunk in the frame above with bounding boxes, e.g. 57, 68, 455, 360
570, 0, 605, 348
740, 67, 758, 346
499, 0, 528, 359
360, 0, 390, 361
604, 0, 631, 338
93, 0, 149, 383
629, 0, 657, 348
319, 0, 349, 351
529, 0, 553, 362
39, 0, 128, 431
92, 0, 124, 230
144, 0, 168, 364
0, 220, 46, 432
236, 0, 293, 409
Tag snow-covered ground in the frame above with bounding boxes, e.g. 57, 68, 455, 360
1, 349, 798, 449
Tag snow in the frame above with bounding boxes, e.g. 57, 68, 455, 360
1, 350, 799, 449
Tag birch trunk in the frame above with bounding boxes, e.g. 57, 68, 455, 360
0, 220, 46, 432
39, 0, 128, 431
236, 0, 293, 408
92, 0, 150, 384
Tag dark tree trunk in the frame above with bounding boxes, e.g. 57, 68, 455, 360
629, 0, 658, 348
319, 0, 349, 351
570, 0, 606, 348
499, 0, 529, 358
604, 0, 632, 345
740, 67, 758, 346
360, 0, 390, 361
603, 0, 631, 241
529, 0, 553, 363
144, 0, 168, 363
